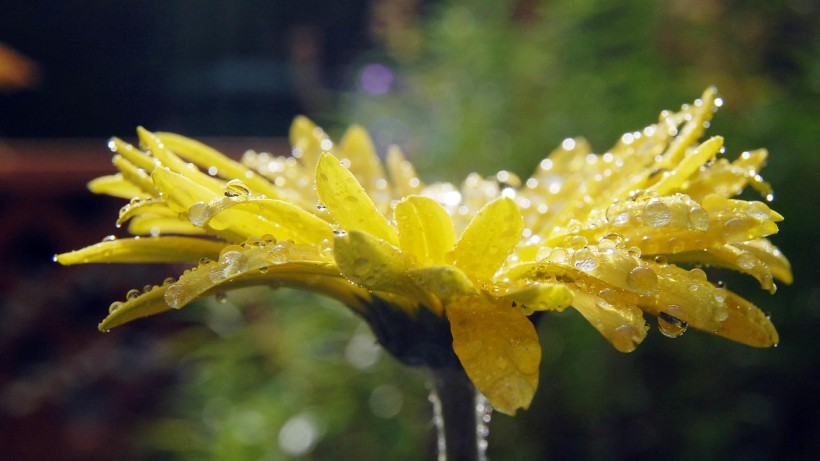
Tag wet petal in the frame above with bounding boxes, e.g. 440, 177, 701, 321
714, 291, 779, 347
127, 215, 205, 236
289, 115, 327, 168
339, 125, 387, 194
394, 196, 456, 266
735, 239, 792, 285
137, 127, 224, 193
448, 295, 540, 415
407, 265, 475, 307
88, 174, 148, 199
112, 155, 158, 195
316, 153, 399, 245
386, 145, 424, 196
453, 197, 524, 281
55, 236, 224, 264
499, 283, 574, 315
684, 148, 771, 201
333, 230, 431, 304
647, 136, 723, 196
569, 289, 647, 353
156, 132, 281, 199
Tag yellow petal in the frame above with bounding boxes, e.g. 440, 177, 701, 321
394, 196, 456, 265
714, 291, 779, 347
339, 124, 387, 193
647, 136, 723, 196
568, 288, 648, 352
156, 132, 281, 199
500, 283, 574, 315
407, 265, 475, 308
668, 244, 778, 293
386, 145, 424, 196
137, 126, 224, 193
116, 198, 176, 227
55, 236, 224, 265
315, 153, 399, 245
657, 86, 718, 169
683, 149, 771, 201
452, 197, 524, 281
127, 215, 205, 236
333, 230, 431, 304
112, 155, 159, 195
151, 167, 219, 213
735, 239, 792, 285
88, 174, 148, 199
448, 295, 540, 415
289, 115, 326, 167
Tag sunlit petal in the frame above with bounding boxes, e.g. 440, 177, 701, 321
453, 197, 524, 281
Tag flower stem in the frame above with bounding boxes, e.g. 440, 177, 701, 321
429, 367, 491, 461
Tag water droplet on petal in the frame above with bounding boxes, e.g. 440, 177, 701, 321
572, 248, 598, 272
568, 236, 587, 250
737, 252, 757, 270
688, 206, 710, 231
215, 292, 228, 304
126, 289, 141, 300
627, 266, 658, 295
188, 201, 212, 227
108, 301, 123, 314
102, 235, 117, 242
642, 199, 672, 227
164, 284, 185, 309
612, 324, 641, 352
658, 305, 688, 338
224, 179, 251, 197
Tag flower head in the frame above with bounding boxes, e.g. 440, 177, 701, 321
57, 88, 791, 415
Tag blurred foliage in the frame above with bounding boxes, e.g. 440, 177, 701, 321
139, 0, 818, 460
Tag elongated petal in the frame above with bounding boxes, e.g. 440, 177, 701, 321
647, 136, 723, 196
55, 236, 224, 264
108, 137, 158, 172
499, 283, 574, 315
112, 155, 158, 195
137, 127, 225, 193
448, 295, 540, 415
407, 265, 475, 308
569, 289, 648, 352
394, 196, 456, 265
453, 197, 524, 281
386, 145, 424, 196
735, 239, 792, 285
289, 116, 326, 167
128, 216, 205, 236
684, 149, 771, 201
668, 244, 778, 293
88, 174, 148, 199
156, 132, 281, 199
714, 291, 779, 347
315, 153, 399, 245
339, 125, 387, 193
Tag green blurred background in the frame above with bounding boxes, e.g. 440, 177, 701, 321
1, 1, 818, 460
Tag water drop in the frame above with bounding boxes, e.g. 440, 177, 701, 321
598, 238, 617, 254
547, 248, 568, 264
215, 292, 228, 304
164, 284, 185, 309
689, 268, 708, 281
654, 255, 668, 265
224, 179, 251, 197
108, 301, 123, 314
572, 248, 598, 272
658, 305, 688, 338
188, 201, 212, 227
126, 289, 141, 300
199, 257, 213, 265
642, 199, 672, 227
612, 324, 641, 352
568, 236, 587, 250
736, 252, 757, 270
316, 203, 328, 212
333, 230, 348, 237
627, 266, 658, 295
102, 235, 117, 242
688, 206, 709, 231
627, 246, 642, 258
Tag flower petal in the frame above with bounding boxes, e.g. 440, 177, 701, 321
568, 289, 648, 353
647, 136, 723, 196
339, 125, 387, 193
453, 197, 524, 281
333, 230, 433, 305
448, 295, 540, 415
137, 127, 225, 193
394, 196, 456, 266
55, 236, 224, 264
88, 174, 148, 199
156, 132, 282, 199
386, 145, 424, 196
499, 283, 574, 315
127, 215, 205, 236
315, 153, 399, 245
683, 148, 771, 201
112, 155, 159, 195
407, 265, 474, 308
714, 291, 779, 347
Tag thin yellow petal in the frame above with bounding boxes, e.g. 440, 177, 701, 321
339, 124, 387, 193
647, 136, 723, 196
448, 295, 540, 415
88, 174, 148, 199
394, 196, 456, 265
289, 115, 326, 167
127, 215, 205, 236
713, 291, 779, 347
569, 289, 648, 353
386, 145, 424, 196
452, 197, 524, 281
55, 236, 224, 265
137, 126, 224, 193
112, 155, 159, 195
407, 265, 475, 308
315, 153, 399, 244
108, 137, 157, 172
156, 132, 281, 200
736, 239, 792, 285
658, 86, 718, 168
499, 283, 574, 315
116, 198, 176, 227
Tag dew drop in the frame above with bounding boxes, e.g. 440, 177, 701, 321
164, 284, 185, 309
689, 268, 708, 281
612, 324, 641, 352
598, 238, 617, 254
658, 305, 688, 338
737, 252, 757, 270
126, 289, 141, 300
199, 257, 213, 265
568, 236, 588, 250
224, 179, 251, 197
572, 248, 598, 272
188, 201, 212, 227
546, 248, 568, 264
102, 235, 117, 242
215, 292, 228, 304
627, 266, 658, 295
688, 206, 710, 231
108, 301, 123, 314
642, 199, 672, 227
627, 246, 642, 258
333, 229, 348, 237
163, 277, 176, 286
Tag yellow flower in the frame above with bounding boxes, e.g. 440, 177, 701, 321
56, 87, 791, 415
